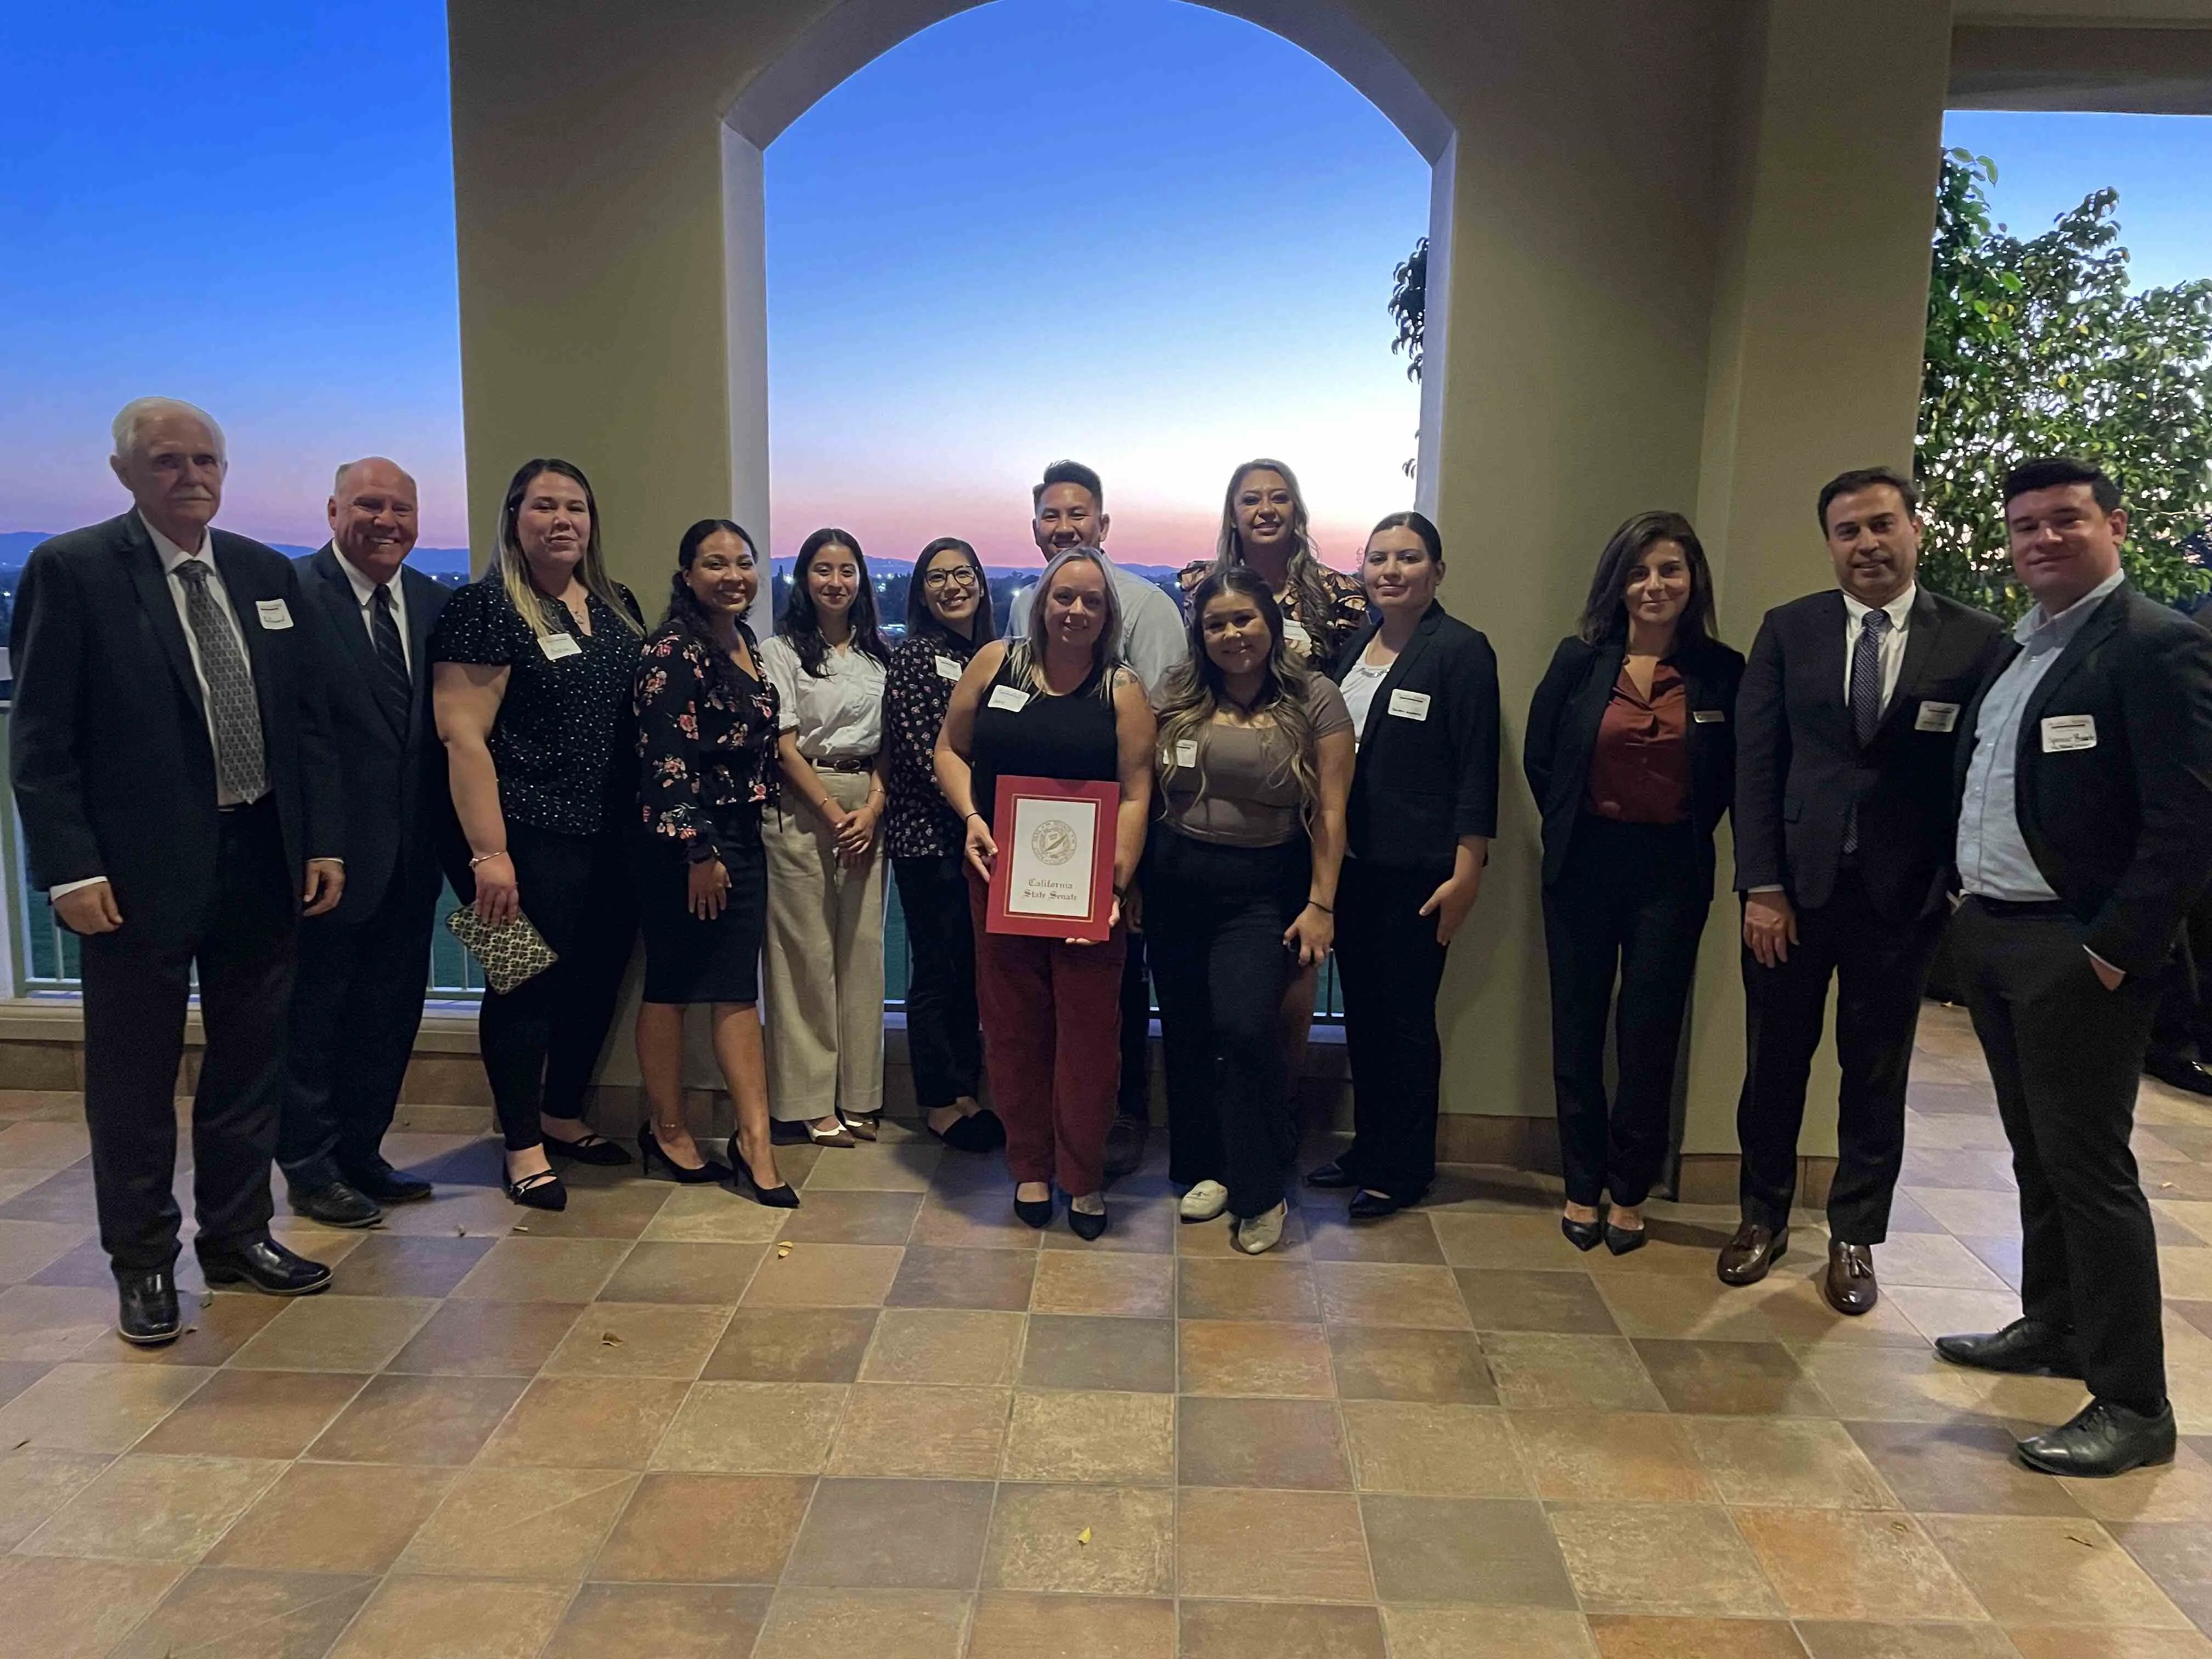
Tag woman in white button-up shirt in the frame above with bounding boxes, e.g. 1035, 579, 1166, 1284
759, 528, 893, 1147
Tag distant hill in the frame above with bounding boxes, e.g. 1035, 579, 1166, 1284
0, 530, 472, 577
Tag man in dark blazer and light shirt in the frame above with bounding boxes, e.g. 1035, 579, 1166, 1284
1936, 458, 2212, 1478
8, 398, 346, 1345
278, 458, 453, 1226
1723, 467, 2006, 1313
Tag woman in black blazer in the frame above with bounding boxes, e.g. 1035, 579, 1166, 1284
1524, 511, 1742, 1254
1306, 511, 1499, 1218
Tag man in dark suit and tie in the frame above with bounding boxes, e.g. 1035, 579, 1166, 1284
9, 398, 346, 1344
278, 458, 453, 1226
1936, 457, 2212, 1477
1722, 467, 2006, 1312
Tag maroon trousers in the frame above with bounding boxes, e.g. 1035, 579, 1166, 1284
968, 875, 1126, 1195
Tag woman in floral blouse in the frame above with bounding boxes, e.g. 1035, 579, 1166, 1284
885, 538, 1003, 1153
631, 518, 795, 1206
1174, 459, 1368, 665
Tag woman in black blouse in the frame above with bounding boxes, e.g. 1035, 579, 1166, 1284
631, 520, 795, 1206
885, 537, 1003, 1153
431, 458, 646, 1211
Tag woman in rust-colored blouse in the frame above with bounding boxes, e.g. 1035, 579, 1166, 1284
1523, 512, 1743, 1254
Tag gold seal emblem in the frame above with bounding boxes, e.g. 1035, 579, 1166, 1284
1030, 818, 1079, 867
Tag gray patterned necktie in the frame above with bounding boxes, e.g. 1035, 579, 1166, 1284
174, 558, 267, 803
1843, 607, 1891, 854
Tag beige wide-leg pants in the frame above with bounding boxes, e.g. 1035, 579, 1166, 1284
762, 768, 887, 1121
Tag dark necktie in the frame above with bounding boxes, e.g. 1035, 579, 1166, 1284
1843, 607, 1891, 854
174, 558, 268, 803
371, 582, 413, 735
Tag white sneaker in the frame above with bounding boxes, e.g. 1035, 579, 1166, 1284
1178, 1180, 1229, 1222
1233, 1201, 1288, 1255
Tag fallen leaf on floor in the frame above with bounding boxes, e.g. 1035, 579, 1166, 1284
601, 1332, 623, 1346
1077, 1527, 1091, 1545
777, 1243, 793, 1259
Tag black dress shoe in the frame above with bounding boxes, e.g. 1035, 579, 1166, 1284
928, 1110, 1006, 1153
541, 1129, 634, 1166
1823, 1240, 1878, 1315
1068, 1201, 1109, 1241
347, 1165, 433, 1204
2016, 1397, 2177, 1478
1103, 1114, 1149, 1179
115, 1267, 180, 1345
640, 1125, 732, 1186
1561, 1215, 1604, 1252
729, 1143, 801, 1209
199, 1235, 332, 1296
1934, 1316, 2083, 1378
2145, 1048, 2212, 1098
1348, 1189, 1401, 1221
1014, 1192, 1055, 1228
1603, 1222, 1647, 1257
1305, 1160, 1356, 1189
288, 1181, 383, 1228
1717, 1223, 1787, 1286
505, 1168, 568, 1211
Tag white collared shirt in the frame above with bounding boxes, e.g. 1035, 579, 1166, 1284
336, 548, 410, 671
1841, 583, 1915, 715
760, 634, 887, 761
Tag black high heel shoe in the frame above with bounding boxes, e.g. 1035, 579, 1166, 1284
728, 1140, 800, 1209
541, 1128, 633, 1167
1603, 1221, 1647, 1256
505, 1167, 567, 1211
640, 1125, 731, 1186
1561, 1214, 1604, 1252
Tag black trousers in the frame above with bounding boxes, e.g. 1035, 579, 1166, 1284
277, 867, 437, 1193
2149, 896, 2212, 1063
1953, 898, 2165, 1408
1334, 856, 1449, 1202
1146, 831, 1308, 1217
1118, 930, 1152, 1118
78, 797, 296, 1272
1736, 870, 1945, 1243
1542, 816, 1708, 1210
466, 822, 638, 1152
894, 853, 982, 1111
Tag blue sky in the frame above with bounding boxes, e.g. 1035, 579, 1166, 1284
1, 5, 2205, 563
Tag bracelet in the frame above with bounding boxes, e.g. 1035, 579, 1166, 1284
1307, 900, 1334, 914
468, 850, 505, 868
966, 811, 985, 823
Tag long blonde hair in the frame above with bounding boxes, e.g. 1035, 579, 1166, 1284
488, 458, 642, 640
1008, 546, 1125, 702
1153, 568, 1324, 823
1210, 459, 1335, 635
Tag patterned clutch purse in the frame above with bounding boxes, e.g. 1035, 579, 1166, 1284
444, 906, 559, 994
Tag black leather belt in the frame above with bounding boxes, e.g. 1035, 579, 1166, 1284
1969, 895, 2071, 918
816, 755, 878, 774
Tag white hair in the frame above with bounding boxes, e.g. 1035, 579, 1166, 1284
111, 397, 227, 462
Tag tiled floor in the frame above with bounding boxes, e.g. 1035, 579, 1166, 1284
1, 1004, 2211, 1656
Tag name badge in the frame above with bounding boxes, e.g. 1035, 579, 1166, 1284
1280, 620, 1313, 654
255, 598, 293, 630
1387, 689, 1430, 722
2041, 714, 2096, 753
1915, 701, 1960, 733
1173, 740, 1199, 767
987, 685, 1031, 713
934, 654, 962, 682
539, 631, 582, 661
1691, 709, 1725, 724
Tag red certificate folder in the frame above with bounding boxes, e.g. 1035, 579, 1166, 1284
984, 775, 1120, 941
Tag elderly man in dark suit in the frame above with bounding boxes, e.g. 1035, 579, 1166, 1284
1937, 457, 2212, 1478
1723, 467, 2006, 1313
278, 458, 454, 1226
9, 398, 345, 1344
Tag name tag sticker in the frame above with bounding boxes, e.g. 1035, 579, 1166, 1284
538, 631, 582, 661
1916, 701, 1961, 733
255, 598, 293, 630
1691, 709, 1725, 724
987, 685, 1031, 713
1387, 689, 1431, 722
2041, 714, 2096, 753
1173, 740, 1199, 767
934, 654, 962, 682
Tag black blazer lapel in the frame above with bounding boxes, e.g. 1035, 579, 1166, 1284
1799, 591, 1852, 749
119, 515, 208, 728
2020, 588, 2128, 740
400, 565, 441, 739
313, 548, 404, 746
1558, 639, 1623, 808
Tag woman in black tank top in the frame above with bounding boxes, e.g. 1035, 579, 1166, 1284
934, 549, 1159, 1239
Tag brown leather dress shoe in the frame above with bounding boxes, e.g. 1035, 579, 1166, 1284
1717, 1222, 1787, 1286
1823, 1240, 1878, 1315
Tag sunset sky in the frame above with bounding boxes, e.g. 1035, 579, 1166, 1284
3, 3, 2207, 570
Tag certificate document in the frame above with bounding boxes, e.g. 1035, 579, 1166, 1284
985, 775, 1121, 941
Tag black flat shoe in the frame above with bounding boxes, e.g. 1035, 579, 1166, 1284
1305, 1159, 1355, 1189
1934, 1316, 2082, 1378
199, 1235, 333, 1296
2016, 1397, 2176, 1478
505, 1168, 568, 1211
1603, 1222, 1647, 1256
730, 1143, 801, 1209
346, 1165, 433, 1204
1068, 1201, 1108, 1241
542, 1129, 633, 1166
115, 1267, 180, 1345
640, 1125, 732, 1186
1561, 1216, 1604, 1252
288, 1180, 383, 1229
927, 1110, 1005, 1153
1348, 1189, 1401, 1221
1014, 1193, 1054, 1228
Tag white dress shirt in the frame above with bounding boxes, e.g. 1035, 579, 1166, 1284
1003, 551, 1189, 694
760, 634, 887, 761
1842, 583, 1915, 715
337, 549, 410, 670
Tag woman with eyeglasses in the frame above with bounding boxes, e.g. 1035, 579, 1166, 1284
760, 528, 893, 1150
884, 538, 1003, 1152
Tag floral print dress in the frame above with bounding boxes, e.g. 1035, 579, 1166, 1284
635, 621, 780, 865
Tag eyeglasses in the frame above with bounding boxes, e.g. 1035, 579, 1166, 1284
923, 568, 979, 590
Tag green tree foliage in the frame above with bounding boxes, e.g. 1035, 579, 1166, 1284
1918, 150, 2212, 618
1387, 236, 1427, 478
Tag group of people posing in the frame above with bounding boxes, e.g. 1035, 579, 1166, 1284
12, 399, 2211, 1485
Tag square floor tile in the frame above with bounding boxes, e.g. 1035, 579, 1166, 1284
651, 1378, 847, 1474
110, 1566, 379, 1659
1680, 1417, 1898, 1510
702, 1307, 877, 1382
228, 1296, 437, 1373
449, 1237, 633, 1302
1482, 1334, 1666, 1412
775, 1190, 922, 1245
800, 1142, 941, 1193
643, 1188, 793, 1244
1178, 1599, 1388, 1657
1178, 1318, 1335, 1397
138, 1368, 365, 1459
1547, 1501, 1780, 1617
207, 1461, 453, 1572
750, 1587, 970, 1659
1457, 1268, 1620, 1335
541, 1582, 771, 1659
383, 1300, 582, 1376
968, 1592, 1173, 1659
1001, 1387, 1175, 1483
1632, 1338, 1832, 1416
1733, 1507, 1990, 1622
331, 1234, 495, 1297
543, 1302, 730, 1379
1327, 1324, 1497, 1403
1925, 1514, 2193, 1628
590, 1471, 813, 1584
0, 1557, 191, 1658
1505, 1410, 1711, 1503
0, 1361, 211, 1452
477, 1375, 690, 1469
1580, 1614, 1803, 1657
20, 1452, 283, 1562
396, 1464, 636, 1579
1316, 1262, 1475, 1329
1361, 1493, 1577, 1607
1844, 1418, 2088, 1516
1019, 1314, 1176, 1392
0, 1446, 108, 1549
828, 1383, 1008, 1477
304, 1371, 527, 1464
883, 1245, 1034, 1310
1176, 1487, 1372, 1601
1301, 1206, 1445, 1265
1383, 1605, 1600, 1658
1178, 1395, 1350, 1488
982, 1482, 1175, 1594
1344, 1400, 1526, 1496
325, 1572, 574, 1659
860, 1308, 1021, 1385
1177, 1257, 1319, 1322
596, 1242, 763, 1305
1032, 1250, 1173, 1317
783, 1476, 994, 1588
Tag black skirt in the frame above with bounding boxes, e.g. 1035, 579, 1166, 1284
637, 811, 767, 1005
